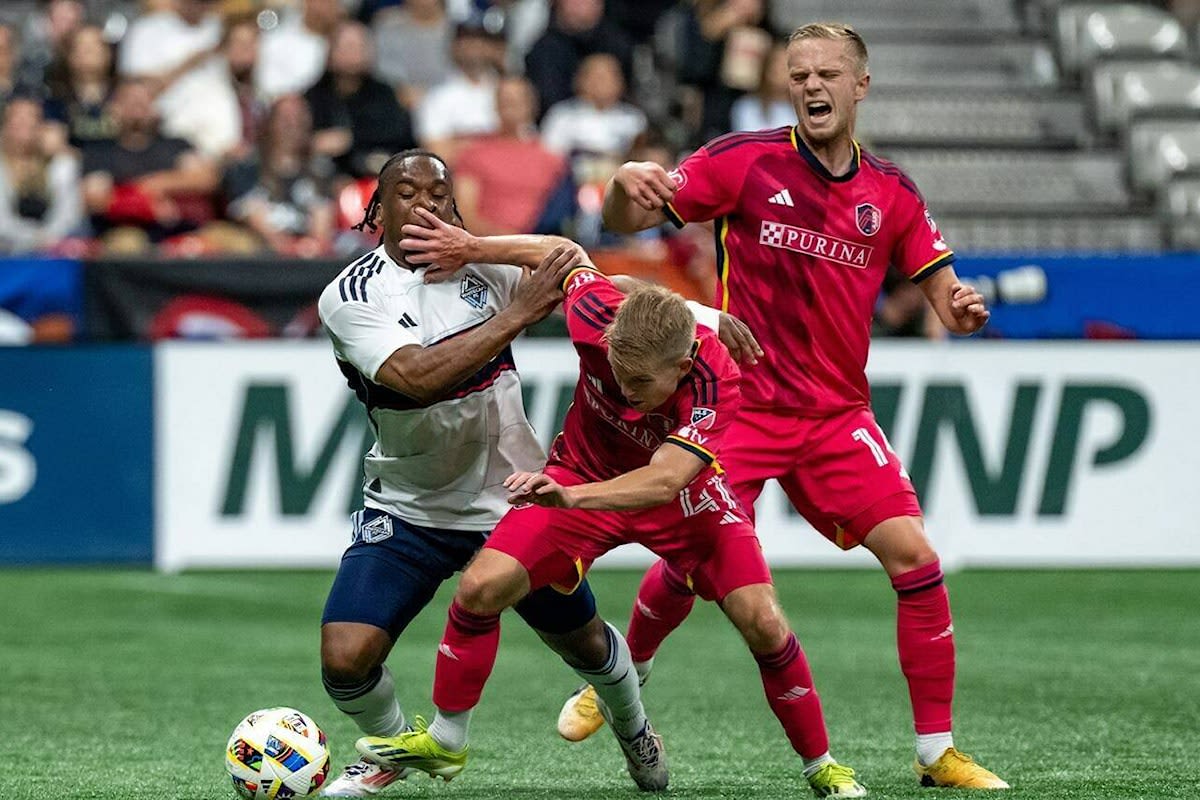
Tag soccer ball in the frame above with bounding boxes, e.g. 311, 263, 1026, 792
224, 707, 330, 799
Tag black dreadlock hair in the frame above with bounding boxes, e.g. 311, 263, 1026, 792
352, 149, 463, 235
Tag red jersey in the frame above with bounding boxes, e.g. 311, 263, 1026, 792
664, 126, 953, 415
547, 268, 742, 483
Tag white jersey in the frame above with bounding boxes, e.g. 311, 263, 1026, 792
318, 245, 545, 532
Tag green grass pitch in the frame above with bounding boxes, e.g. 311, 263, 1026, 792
2, 568, 1197, 799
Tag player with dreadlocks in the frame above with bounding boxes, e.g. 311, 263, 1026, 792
316, 149, 668, 796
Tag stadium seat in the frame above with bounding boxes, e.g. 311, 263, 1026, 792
1127, 120, 1200, 195
1056, 3, 1188, 79
767, 0, 1019, 39
1161, 177, 1200, 249
1089, 60, 1200, 136
937, 213, 1165, 253
878, 148, 1133, 213
865, 41, 1059, 90
858, 89, 1085, 147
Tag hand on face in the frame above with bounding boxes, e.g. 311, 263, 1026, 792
399, 206, 474, 283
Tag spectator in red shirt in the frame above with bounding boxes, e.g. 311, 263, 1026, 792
454, 77, 570, 235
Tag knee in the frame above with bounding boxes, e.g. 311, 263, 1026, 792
726, 591, 790, 654
884, 543, 939, 576
321, 635, 380, 685
865, 517, 940, 576
741, 606, 790, 655
456, 568, 520, 615
543, 615, 609, 670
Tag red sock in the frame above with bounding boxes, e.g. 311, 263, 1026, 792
625, 559, 696, 663
755, 633, 830, 759
431, 601, 501, 713
892, 560, 955, 734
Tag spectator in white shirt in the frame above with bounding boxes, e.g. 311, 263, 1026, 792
540, 52, 645, 159
730, 42, 792, 132
257, 0, 343, 100
117, 0, 240, 157
415, 19, 505, 161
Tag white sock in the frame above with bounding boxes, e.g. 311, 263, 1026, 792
428, 709, 471, 753
916, 732, 955, 766
322, 665, 406, 736
633, 657, 654, 686
574, 623, 647, 739
802, 752, 835, 777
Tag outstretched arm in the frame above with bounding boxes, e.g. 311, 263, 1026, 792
373, 244, 585, 402
506, 444, 705, 510
400, 206, 573, 281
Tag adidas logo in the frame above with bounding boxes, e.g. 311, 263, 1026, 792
635, 599, 662, 620
767, 188, 794, 207
719, 511, 741, 525
398, 312, 418, 328
775, 685, 811, 701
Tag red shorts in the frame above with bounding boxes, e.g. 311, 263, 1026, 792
723, 406, 922, 550
484, 465, 772, 602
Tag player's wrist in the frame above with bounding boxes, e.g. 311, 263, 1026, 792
560, 485, 581, 509
462, 232, 484, 264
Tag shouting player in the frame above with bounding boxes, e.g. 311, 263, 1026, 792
316, 150, 661, 796
356, 242, 866, 798
564, 22, 1008, 790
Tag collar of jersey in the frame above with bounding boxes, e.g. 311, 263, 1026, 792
790, 126, 860, 183
376, 244, 426, 277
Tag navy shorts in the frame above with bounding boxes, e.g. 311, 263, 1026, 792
322, 508, 596, 639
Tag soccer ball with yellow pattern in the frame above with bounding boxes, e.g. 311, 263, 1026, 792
225, 707, 330, 799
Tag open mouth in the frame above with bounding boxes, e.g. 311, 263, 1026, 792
806, 101, 832, 122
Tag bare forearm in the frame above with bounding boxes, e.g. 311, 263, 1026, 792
465, 234, 573, 268
566, 465, 686, 510
375, 307, 530, 402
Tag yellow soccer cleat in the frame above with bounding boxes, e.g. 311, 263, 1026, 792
557, 684, 606, 742
914, 748, 1009, 789
356, 717, 467, 782
807, 762, 867, 797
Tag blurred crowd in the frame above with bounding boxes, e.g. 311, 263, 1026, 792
0, 0, 805, 274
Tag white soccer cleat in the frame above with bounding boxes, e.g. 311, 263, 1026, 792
321, 758, 412, 797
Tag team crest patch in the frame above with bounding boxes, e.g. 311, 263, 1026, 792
668, 168, 687, 190
855, 203, 881, 237
358, 514, 394, 544
690, 407, 716, 430
460, 275, 489, 309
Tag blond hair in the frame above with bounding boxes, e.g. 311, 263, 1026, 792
605, 285, 695, 372
788, 22, 869, 76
